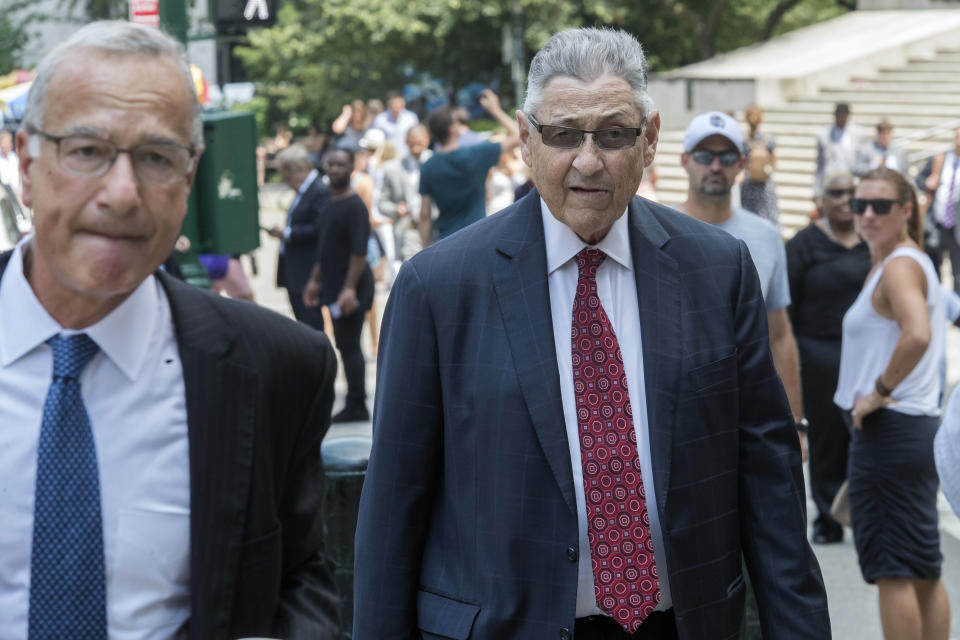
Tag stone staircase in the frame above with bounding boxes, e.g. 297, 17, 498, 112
653, 48, 960, 238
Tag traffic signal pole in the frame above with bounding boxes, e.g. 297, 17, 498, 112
158, 0, 188, 45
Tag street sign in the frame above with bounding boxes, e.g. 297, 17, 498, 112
212, 0, 277, 29
129, 0, 160, 27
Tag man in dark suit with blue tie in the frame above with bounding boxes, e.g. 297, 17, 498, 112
0, 20, 338, 639
267, 143, 330, 331
354, 27, 830, 639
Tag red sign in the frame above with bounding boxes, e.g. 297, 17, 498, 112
129, 0, 159, 27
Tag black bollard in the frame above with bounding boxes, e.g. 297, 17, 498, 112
321, 435, 372, 639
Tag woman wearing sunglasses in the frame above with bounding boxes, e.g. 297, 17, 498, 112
834, 167, 950, 639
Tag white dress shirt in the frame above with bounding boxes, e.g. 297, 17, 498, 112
283, 167, 320, 243
0, 238, 191, 639
540, 201, 672, 616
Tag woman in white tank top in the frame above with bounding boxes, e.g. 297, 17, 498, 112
834, 168, 950, 639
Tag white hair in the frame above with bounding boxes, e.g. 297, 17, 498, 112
21, 20, 202, 148
522, 27, 655, 129
275, 144, 313, 172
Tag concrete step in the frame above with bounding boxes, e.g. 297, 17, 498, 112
868, 70, 960, 82
829, 80, 960, 94
760, 122, 931, 138
816, 89, 960, 104
925, 50, 960, 62
886, 60, 960, 71
763, 104, 960, 120
774, 102, 960, 117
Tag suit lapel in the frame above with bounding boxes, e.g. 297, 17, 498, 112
492, 193, 577, 516
628, 199, 681, 517
159, 274, 258, 636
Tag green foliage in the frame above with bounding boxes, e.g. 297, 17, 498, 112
0, 1, 35, 74
235, 0, 853, 136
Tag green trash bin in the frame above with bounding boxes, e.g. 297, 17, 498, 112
321, 436, 372, 638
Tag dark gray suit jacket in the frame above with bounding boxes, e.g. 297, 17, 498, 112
0, 252, 341, 639
277, 176, 331, 293
353, 191, 830, 639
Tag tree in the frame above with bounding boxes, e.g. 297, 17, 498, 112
0, 1, 35, 74
234, 0, 854, 136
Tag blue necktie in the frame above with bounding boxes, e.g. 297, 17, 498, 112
29, 334, 107, 640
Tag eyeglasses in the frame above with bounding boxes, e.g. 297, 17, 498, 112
825, 188, 855, 199
30, 129, 196, 185
690, 149, 741, 167
526, 113, 644, 150
851, 198, 898, 215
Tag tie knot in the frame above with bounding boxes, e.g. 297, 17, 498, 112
48, 334, 99, 379
576, 248, 606, 279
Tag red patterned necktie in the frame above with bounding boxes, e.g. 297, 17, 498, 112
572, 248, 660, 632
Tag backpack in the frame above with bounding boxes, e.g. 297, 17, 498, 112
747, 140, 773, 182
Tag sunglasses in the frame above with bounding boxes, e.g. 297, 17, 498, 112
526, 113, 644, 150
690, 149, 741, 167
825, 188, 855, 199
851, 198, 899, 215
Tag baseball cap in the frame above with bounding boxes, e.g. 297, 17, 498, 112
358, 128, 386, 151
682, 111, 743, 154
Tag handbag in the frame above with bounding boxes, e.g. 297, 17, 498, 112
830, 480, 851, 527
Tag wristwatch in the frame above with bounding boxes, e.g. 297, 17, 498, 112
875, 376, 894, 397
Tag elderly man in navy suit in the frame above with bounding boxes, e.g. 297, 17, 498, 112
355, 27, 829, 639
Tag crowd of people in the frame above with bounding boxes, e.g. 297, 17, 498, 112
6, 15, 960, 640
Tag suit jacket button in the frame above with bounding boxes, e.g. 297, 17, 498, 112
566, 546, 578, 562
559, 628, 571, 640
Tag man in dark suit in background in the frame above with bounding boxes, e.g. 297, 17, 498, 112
1, 20, 338, 639
355, 27, 829, 639
267, 143, 330, 330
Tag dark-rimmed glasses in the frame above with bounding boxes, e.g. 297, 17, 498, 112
690, 149, 741, 167
526, 113, 644, 150
30, 129, 196, 185
824, 188, 855, 199
851, 198, 898, 215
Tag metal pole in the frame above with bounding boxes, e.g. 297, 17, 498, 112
510, 0, 525, 108
158, 0, 188, 45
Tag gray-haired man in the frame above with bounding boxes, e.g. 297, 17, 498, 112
355, 27, 829, 640
1, 20, 339, 639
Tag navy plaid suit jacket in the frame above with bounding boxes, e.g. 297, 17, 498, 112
354, 191, 830, 639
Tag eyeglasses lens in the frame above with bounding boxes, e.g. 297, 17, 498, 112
851, 198, 896, 215
825, 188, 854, 198
691, 150, 740, 166
57, 135, 192, 184
537, 123, 639, 150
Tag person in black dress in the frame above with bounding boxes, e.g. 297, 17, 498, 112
786, 171, 870, 543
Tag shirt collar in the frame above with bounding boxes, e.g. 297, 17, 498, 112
298, 168, 319, 195
0, 235, 161, 381
540, 197, 633, 275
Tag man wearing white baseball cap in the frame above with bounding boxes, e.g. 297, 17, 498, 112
679, 110, 805, 449
679, 110, 806, 638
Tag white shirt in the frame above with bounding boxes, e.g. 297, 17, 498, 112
284, 168, 320, 242
0, 238, 191, 639
372, 109, 419, 157
834, 246, 945, 417
541, 201, 672, 616
0, 150, 19, 195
